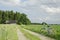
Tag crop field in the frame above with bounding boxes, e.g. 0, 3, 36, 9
23, 25, 60, 40
0, 24, 18, 40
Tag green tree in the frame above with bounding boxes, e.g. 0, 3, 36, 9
17, 13, 31, 25
1, 11, 6, 23
0, 10, 2, 23
42, 22, 47, 25
0, 10, 31, 24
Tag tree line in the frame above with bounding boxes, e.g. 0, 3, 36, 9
0, 10, 31, 25
31, 22, 47, 25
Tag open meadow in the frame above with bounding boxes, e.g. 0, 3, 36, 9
0, 24, 60, 40
0, 24, 41, 40
0, 24, 18, 40
23, 24, 60, 40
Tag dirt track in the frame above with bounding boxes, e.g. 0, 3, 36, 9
23, 29, 55, 40
16, 28, 28, 40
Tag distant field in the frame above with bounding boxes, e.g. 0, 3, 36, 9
22, 25, 60, 40
0, 24, 18, 40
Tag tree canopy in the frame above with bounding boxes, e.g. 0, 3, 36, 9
42, 22, 47, 25
0, 10, 31, 25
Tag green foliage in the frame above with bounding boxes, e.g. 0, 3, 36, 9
16, 13, 31, 25
42, 22, 47, 25
0, 10, 31, 25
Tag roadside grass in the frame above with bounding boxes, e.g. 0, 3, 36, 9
0, 24, 18, 40
18, 26, 40, 40
51, 25, 60, 40
22, 25, 60, 40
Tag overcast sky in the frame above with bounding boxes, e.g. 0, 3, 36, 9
0, 0, 60, 24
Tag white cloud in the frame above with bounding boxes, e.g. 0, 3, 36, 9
0, 0, 38, 6
45, 7, 60, 13
45, 17, 50, 20
41, 5, 60, 15
0, 0, 21, 6
19, 0, 39, 7
46, 7, 60, 15
31, 17, 50, 22
26, 0, 38, 5
9, 0, 21, 5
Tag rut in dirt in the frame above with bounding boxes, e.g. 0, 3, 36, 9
16, 28, 28, 40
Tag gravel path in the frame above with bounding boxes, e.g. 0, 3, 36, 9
23, 29, 55, 40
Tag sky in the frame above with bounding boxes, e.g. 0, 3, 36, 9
0, 0, 60, 24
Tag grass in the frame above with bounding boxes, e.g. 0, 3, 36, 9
51, 25, 60, 40
18, 26, 40, 40
22, 25, 60, 40
0, 24, 18, 40
0, 24, 40, 40
1, 24, 60, 40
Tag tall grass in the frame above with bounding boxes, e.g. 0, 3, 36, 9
0, 24, 18, 40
